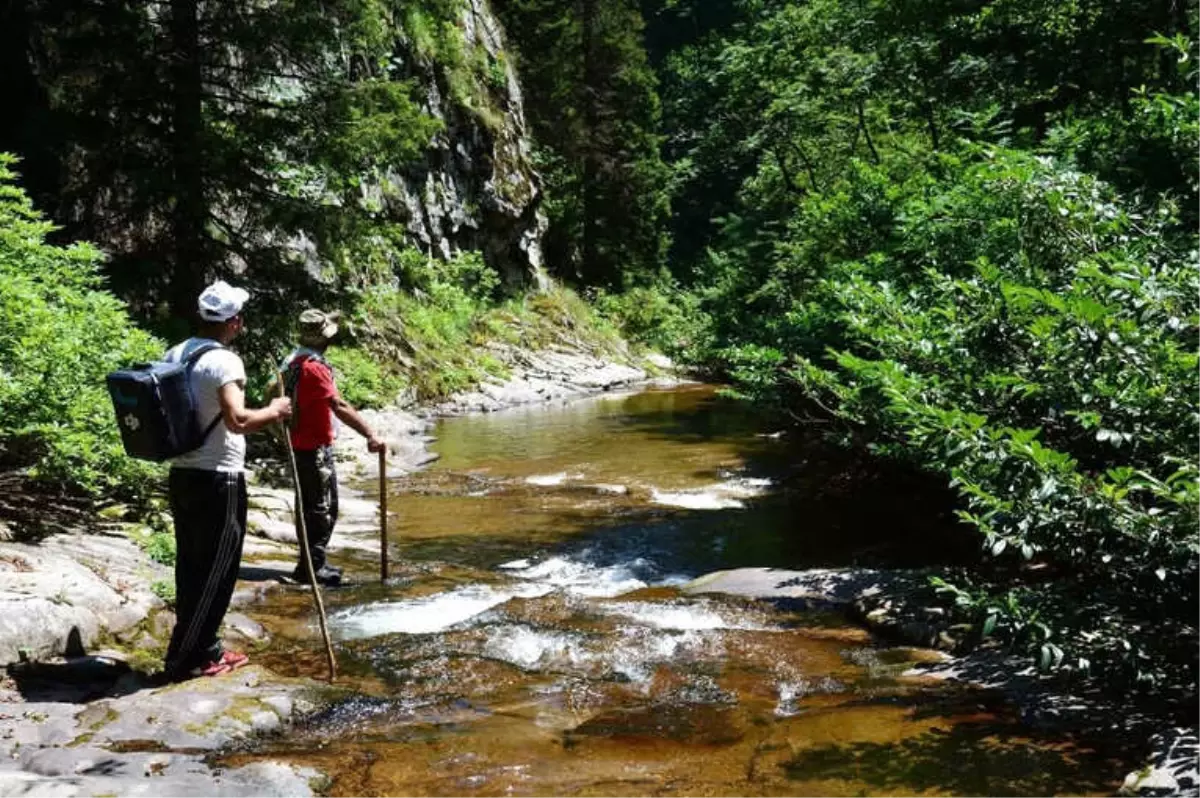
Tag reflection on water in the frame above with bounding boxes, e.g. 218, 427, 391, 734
228, 386, 1129, 795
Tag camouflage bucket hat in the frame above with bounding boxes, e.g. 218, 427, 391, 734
298, 308, 340, 345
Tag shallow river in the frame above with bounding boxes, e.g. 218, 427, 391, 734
227, 385, 1129, 795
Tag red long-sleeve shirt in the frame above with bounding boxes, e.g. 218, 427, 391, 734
288, 356, 339, 451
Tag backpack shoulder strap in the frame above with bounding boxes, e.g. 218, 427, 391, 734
182, 341, 225, 369
198, 410, 224, 442
284, 351, 333, 390
183, 341, 227, 446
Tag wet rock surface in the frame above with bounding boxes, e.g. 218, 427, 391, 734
1120, 728, 1199, 796
0, 664, 320, 796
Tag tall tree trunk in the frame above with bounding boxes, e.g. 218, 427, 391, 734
1171, 0, 1190, 35
580, 0, 601, 285
0, 1, 57, 211
169, 0, 206, 324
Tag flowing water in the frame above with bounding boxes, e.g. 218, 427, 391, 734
227, 386, 1130, 795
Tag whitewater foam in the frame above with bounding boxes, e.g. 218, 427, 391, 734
649, 476, 773, 510
506, 556, 649, 597
597, 601, 770, 631
330, 583, 553, 640
524, 472, 581, 486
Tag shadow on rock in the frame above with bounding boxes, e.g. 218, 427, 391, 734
239, 563, 294, 582
6, 654, 160, 703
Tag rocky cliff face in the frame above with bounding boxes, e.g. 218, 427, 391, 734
370, 0, 549, 288
10, 0, 550, 304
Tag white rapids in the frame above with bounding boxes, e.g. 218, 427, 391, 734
649, 477, 773, 510
331, 557, 657, 639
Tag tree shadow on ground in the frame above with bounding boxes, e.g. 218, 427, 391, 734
0, 471, 111, 542
781, 719, 1125, 796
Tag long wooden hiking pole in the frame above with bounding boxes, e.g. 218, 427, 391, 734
379, 448, 388, 583
277, 377, 337, 683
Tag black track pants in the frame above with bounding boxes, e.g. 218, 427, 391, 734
293, 445, 339, 574
164, 468, 247, 675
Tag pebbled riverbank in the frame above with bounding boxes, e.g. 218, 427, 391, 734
0, 344, 680, 796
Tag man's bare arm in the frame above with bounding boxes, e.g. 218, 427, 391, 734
331, 397, 385, 452
219, 382, 291, 435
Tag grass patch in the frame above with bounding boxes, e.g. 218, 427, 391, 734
141, 532, 176, 567
353, 274, 632, 404
150, 580, 176, 608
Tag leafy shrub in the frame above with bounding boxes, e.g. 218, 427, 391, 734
353, 249, 506, 400
593, 283, 713, 360
509, 285, 626, 354
140, 531, 177, 567
324, 345, 407, 409
0, 155, 163, 499
717, 144, 1198, 688
150, 579, 176, 608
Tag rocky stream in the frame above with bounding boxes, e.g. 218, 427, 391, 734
0, 346, 1195, 796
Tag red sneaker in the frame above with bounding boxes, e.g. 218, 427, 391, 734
218, 650, 249, 671
196, 659, 232, 678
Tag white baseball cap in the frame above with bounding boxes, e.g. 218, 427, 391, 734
197, 280, 249, 322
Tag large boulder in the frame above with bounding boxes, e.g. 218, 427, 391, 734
0, 533, 168, 667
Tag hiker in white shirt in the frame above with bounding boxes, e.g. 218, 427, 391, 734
161, 280, 291, 681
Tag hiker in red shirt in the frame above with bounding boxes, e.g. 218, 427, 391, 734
283, 309, 385, 586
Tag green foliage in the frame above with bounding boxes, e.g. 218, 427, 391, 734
150, 579, 176, 608
494, 0, 671, 288
654, 0, 1199, 690
345, 268, 630, 404
140, 531, 177, 568
711, 145, 1199, 687
324, 346, 407, 409
496, 284, 628, 358
593, 283, 712, 359
352, 249, 506, 401
8, 0, 450, 353
805, 159, 1198, 680
0, 156, 163, 499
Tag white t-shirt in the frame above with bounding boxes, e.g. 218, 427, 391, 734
163, 338, 247, 473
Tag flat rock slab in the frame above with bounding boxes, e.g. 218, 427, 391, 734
0, 665, 321, 796
682, 566, 910, 604
425, 347, 652, 418
247, 486, 382, 558
0, 756, 319, 797
0, 534, 169, 667
2, 666, 312, 751
334, 409, 435, 481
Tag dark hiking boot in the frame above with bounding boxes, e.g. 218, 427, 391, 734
292, 564, 343, 586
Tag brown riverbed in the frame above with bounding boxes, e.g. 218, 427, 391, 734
221, 385, 1132, 795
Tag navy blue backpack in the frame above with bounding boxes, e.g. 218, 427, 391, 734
106, 342, 226, 462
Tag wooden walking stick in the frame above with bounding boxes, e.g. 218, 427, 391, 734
278, 375, 337, 683
379, 447, 388, 583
